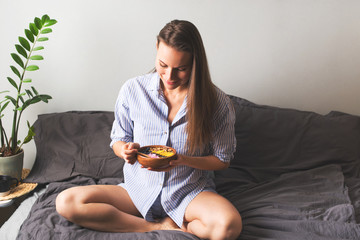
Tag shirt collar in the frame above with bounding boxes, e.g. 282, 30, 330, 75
149, 72, 168, 103
149, 72, 161, 91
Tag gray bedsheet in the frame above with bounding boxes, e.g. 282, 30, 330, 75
16, 164, 360, 240
215, 164, 360, 240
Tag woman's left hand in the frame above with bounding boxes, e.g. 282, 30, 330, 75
169, 154, 186, 167
142, 154, 186, 172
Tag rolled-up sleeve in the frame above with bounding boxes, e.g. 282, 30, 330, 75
211, 92, 236, 163
110, 86, 134, 147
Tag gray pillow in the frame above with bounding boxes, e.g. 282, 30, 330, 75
25, 111, 124, 184
223, 95, 360, 183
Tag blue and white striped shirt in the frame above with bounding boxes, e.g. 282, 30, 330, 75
110, 72, 236, 227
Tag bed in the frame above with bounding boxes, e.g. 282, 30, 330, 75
1, 94, 360, 240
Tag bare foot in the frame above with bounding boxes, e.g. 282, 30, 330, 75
157, 217, 183, 231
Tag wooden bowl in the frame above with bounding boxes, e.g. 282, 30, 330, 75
137, 145, 177, 168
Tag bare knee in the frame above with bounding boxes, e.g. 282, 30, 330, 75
56, 188, 83, 222
209, 212, 242, 240
185, 192, 242, 240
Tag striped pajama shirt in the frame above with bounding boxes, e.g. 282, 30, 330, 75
110, 72, 236, 227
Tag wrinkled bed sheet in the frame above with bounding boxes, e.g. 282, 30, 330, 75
16, 164, 360, 240
215, 164, 360, 240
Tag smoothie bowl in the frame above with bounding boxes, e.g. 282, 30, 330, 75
137, 145, 177, 168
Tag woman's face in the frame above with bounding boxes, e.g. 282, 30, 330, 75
155, 41, 193, 91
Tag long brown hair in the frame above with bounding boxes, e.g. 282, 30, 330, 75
157, 20, 217, 154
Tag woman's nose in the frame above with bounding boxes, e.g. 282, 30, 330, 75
164, 68, 175, 81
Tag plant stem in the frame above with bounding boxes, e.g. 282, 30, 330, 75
15, 110, 24, 148
11, 112, 18, 153
0, 118, 10, 150
10, 28, 41, 154
0, 118, 4, 147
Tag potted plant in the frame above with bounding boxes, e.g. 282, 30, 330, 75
0, 14, 57, 181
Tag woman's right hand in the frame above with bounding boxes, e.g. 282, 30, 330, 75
113, 141, 140, 164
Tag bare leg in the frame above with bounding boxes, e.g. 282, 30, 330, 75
55, 185, 180, 232
183, 191, 242, 240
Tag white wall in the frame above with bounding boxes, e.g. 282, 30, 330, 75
1, 0, 360, 168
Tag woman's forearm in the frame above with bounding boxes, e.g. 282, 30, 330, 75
171, 154, 230, 171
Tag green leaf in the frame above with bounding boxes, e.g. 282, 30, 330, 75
31, 97, 41, 104
31, 87, 39, 95
22, 95, 42, 109
44, 19, 57, 27
25, 89, 33, 98
41, 28, 52, 34
41, 15, 50, 25
30, 55, 43, 60
15, 44, 27, 58
11, 53, 24, 68
37, 37, 49, 42
18, 94, 25, 104
39, 94, 52, 103
22, 78, 32, 83
34, 17, 42, 29
18, 37, 30, 51
0, 90, 10, 95
33, 46, 44, 51
0, 101, 10, 113
26, 65, 39, 71
25, 29, 34, 43
7, 77, 18, 90
10, 65, 21, 79
21, 99, 31, 111
23, 125, 35, 144
5, 95, 17, 106
29, 23, 38, 36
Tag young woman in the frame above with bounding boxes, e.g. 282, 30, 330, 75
56, 20, 242, 240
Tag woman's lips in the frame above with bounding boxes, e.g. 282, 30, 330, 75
166, 80, 176, 85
